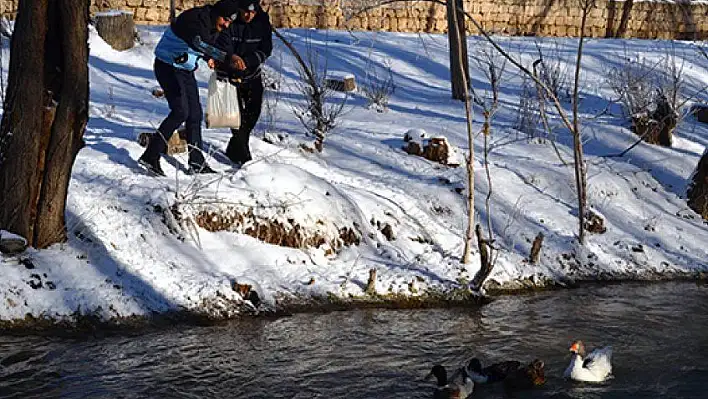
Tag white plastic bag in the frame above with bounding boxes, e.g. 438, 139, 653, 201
206, 72, 241, 129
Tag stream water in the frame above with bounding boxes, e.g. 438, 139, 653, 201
1, 281, 707, 398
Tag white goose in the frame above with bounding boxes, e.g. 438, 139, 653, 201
563, 340, 613, 383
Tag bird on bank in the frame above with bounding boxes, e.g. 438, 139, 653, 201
450, 357, 521, 384
563, 340, 613, 382
426, 364, 474, 399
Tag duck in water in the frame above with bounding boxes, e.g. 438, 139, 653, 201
503, 359, 546, 393
451, 357, 521, 384
426, 364, 474, 399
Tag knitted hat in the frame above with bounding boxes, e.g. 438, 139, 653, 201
237, 0, 259, 11
212, 0, 240, 21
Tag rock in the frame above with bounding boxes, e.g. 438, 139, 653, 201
403, 128, 426, 142
365, 268, 377, 295
231, 280, 262, 307
402, 130, 461, 167
631, 94, 677, 147
584, 209, 607, 234
403, 140, 423, 156
380, 223, 395, 241
422, 137, 450, 165
325, 74, 356, 92
0, 230, 28, 255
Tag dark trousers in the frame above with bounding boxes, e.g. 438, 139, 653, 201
225, 76, 264, 164
142, 59, 205, 167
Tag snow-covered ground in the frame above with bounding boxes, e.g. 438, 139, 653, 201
0, 26, 706, 325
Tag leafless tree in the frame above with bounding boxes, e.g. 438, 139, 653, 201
469, 44, 505, 288
272, 28, 346, 152
261, 56, 284, 137
473, 44, 505, 241
607, 43, 696, 149
534, 40, 569, 101
0, 0, 89, 248
656, 43, 685, 117
361, 57, 395, 113
445, 0, 476, 264
351, 0, 597, 249
447, 0, 470, 101
698, 44, 708, 61
170, 0, 176, 23
565, 0, 595, 244
347, 0, 478, 262
515, 74, 542, 139
532, 59, 569, 165
614, 0, 634, 38
606, 49, 659, 119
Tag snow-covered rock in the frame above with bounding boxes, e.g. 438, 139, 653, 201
0, 230, 27, 255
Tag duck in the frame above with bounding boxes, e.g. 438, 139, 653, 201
503, 359, 546, 392
426, 364, 474, 399
451, 357, 522, 384
563, 340, 613, 382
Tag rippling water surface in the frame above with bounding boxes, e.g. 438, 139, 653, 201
1, 282, 707, 398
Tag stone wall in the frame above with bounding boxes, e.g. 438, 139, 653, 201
2, 0, 706, 39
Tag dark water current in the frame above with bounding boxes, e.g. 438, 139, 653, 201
1, 282, 707, 398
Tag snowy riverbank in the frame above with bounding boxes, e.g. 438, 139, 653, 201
0, 26, 707, 329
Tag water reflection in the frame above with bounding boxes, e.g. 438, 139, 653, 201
1, 282, 707, 398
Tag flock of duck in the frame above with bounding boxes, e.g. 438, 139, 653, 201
426, 340, 613, 398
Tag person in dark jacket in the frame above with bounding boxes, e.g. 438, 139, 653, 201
138, 0, 242, 176
215, 0, 273, 165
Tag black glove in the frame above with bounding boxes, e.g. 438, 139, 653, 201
174, 53, 188, 64
215, 70, 230, 82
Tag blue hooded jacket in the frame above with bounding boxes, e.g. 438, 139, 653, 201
154, 1, 237, 71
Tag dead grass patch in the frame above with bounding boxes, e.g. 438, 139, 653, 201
188, 207, 360, 252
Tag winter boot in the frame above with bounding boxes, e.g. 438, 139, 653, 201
138, 156, 166, 177
188, 162, 217, 175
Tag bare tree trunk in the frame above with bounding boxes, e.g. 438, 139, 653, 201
354, 0, 591, 246
170, 0, 176, 24
447, 0, 475, 264
0, 0, 89, 248
571, 1, 591, 245
446, 0, 469, 101
687, 149, 708, 221
471, 224, 492, 289
604, 0, 617, 37
615, 0, 634, 38
529, 232, 544, 264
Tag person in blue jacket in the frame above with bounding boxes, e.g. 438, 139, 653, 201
138, 0, 242, 176
215, 0, 273, 165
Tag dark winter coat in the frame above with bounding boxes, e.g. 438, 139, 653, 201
155, 4, 235, 71
215, 7, 273, 81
